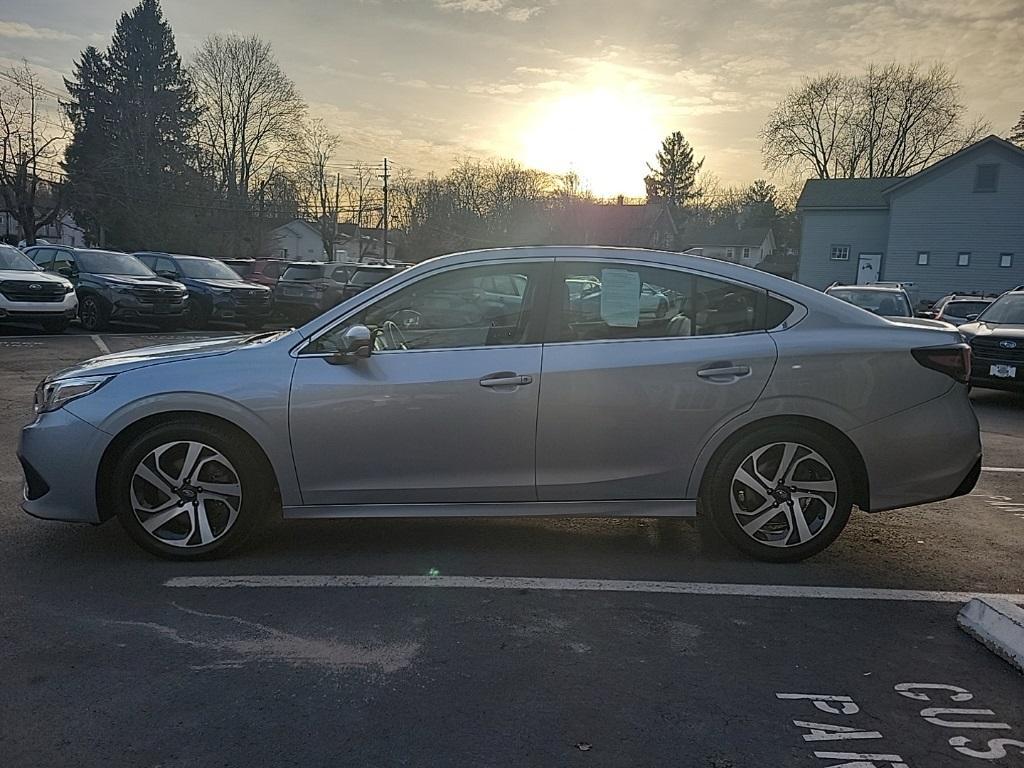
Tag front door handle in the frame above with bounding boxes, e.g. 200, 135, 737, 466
479, 372, 533, 387
696, 365, 751, 380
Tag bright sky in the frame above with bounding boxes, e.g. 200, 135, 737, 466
2, 0, 1023, 196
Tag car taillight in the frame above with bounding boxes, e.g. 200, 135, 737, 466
912, 344, 970, 384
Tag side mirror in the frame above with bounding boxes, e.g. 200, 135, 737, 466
57, 266, 75, 278
327, 324, 372, 365
156, 270, 177, 279
965, 314, 979, 322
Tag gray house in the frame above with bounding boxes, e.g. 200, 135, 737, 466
796, 135, 1024, 302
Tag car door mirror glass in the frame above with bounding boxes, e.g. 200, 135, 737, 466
327, 324, 373, 364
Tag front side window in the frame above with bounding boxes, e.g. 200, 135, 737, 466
830, 245, 850, 261
51, 250, 76, 275
550, 262, 765, 343
308, 263, 543, 353
28, 248, 55, 268
957, 252, 970, 267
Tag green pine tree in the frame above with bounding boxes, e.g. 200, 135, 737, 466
1009, 110, 1024, 147
644, 131, 704, 206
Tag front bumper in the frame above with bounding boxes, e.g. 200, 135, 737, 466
0, 293, 78, 320
18, 408, 111, 523
850, 385, 982, 512
110, 295, 186, 320
210, 294, 273, 320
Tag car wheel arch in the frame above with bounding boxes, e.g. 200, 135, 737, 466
693, 415, 869, 512
95, 411, 279, 523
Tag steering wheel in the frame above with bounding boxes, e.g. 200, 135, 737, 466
390, 309, 422, 330
379, 319, 409, 351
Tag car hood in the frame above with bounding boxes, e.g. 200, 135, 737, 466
958, 321, 1024, 339
47, 334, 279, 379
0, 269, 71, 286
183, 277, 267, 291
91, 273, 184, 289
885, 316, 957, 330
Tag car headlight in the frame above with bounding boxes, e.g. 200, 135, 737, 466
64, 283, 75, 294
33, 375, 112, 414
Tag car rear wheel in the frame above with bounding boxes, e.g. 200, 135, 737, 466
701, 425, 853, 562
79, 295, 108, 332
113, 422, 273, 560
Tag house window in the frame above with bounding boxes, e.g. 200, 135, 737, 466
974, 164, 999, 192
725, 247, 734, 259
1000, 253, 1013, 268
742, 247, 751, 260
830, 245, 850, 261
957, 252, 970, 267
917, 251, 929, 266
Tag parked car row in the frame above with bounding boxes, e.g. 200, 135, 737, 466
1, 243, 409, 333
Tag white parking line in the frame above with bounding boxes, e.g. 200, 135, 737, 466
164, 574, 1024, 603
90, 335, 111, 354
981, 467, 1024, 473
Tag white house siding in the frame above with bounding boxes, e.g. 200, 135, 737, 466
797, 209, 890, 289
884, 146, 1024, 302
270, 222, 326, 261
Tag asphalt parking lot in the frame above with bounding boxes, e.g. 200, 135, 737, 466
1, 328, 1022, 767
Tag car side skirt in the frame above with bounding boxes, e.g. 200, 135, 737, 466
283, 500, 697, 519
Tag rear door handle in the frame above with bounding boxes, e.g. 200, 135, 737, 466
696, 365, 751, 379
479, 372, 533, 387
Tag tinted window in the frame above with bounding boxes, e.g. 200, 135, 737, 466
827, 289, 911, 317
0, 245, 39, 271
155, 256, 178, 275
281, 264, 326, 281
550, 262, 764, 342
261, 261, 282, 279
136, 254, 157, 269
226, 261, 255, 277
978, 294, 1024, 324
943, 301, 990, 317
28, 248, 55, 268
77, 251, 154, 276
350, 268, 397, 287
309, 263, 542, 353
52, 250, 76, 275
177, 258, 240, 279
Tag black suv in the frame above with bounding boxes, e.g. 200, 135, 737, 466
25, 246, 188, 331
135, 252, 272, 330
272, 262, 352, 322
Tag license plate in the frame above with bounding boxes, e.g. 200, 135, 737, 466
990, 364, 1017, 378
152, 305, 172, 314
283, 288, 302, 297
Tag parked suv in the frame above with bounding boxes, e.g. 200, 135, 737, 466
958, 290, 1024, 392
273, 262, 352, 321
25, 246, 188, 331
920, 295, 994, 326
341, 264, 405, 301
825, 284, 913, 318
0, 243, 77, 332
135, 252, 272, 330
222, 257, 286, 288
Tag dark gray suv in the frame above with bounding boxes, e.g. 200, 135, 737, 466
25, 246, 188, 331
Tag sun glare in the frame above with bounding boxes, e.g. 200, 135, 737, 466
518, 86, 664, 198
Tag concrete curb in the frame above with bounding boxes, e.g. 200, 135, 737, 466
957, 597, 1024, 674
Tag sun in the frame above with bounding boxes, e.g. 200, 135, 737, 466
518, 86, 664, 198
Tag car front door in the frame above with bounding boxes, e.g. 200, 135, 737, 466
288, 259, 551, 506
536, 259, 779, 501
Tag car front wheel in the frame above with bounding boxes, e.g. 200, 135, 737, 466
112, 421, 274, 559
701, 425, 853, 562
79, 295, 108, 331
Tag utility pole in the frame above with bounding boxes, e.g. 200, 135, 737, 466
333, 172, 340, 262
381, 157, 389, 265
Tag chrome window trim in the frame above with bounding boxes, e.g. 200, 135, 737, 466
291, 257, 553, 358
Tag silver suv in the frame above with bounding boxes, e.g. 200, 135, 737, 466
19, 247, 981, 562
0, 244, 78, 332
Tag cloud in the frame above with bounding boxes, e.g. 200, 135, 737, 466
433, 0, 545, 21
0, 20, 75, 41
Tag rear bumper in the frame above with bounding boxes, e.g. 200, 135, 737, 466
850, 385, 982, 512
18, 408, 110, 523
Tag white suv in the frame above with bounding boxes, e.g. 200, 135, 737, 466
0, 243, 78, 332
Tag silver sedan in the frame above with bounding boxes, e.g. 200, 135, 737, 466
18, 246, 981, 562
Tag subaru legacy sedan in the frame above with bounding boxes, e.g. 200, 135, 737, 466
18, 247, 981, 562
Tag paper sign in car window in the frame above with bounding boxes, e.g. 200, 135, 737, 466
600, 269, 641, 327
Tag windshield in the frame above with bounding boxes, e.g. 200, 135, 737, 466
942, 301, 991, 318
828, 289, 911, 317
177, 258, 240, 280
0, 245, 39, 271
77, 251, 155, 276
281, 265, 325, 281
977, 294, 1024, 325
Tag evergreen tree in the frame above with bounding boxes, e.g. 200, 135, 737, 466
63, 0, 201, 249
644, 131, 704, 206
741, 179, 779, 224
1010, 111, 1024, 148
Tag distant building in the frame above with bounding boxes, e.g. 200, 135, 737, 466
335, 223, 398, 263
268, 219, 327, 261
679, 222, 775, 267
2, 212, 85, 247
796, 135, 1024, 301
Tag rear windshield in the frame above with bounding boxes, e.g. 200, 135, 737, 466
350, 268, 395, 287
281, 264, 327, 281
943, 301, 991, 317
77, 251, 155, 276
828, 289, 911, 317
0, 245, 39, 271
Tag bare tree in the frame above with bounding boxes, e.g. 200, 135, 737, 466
762, 63, 988, 179
0, 62, 67, 245
296, 118, 341, 256
191, 34, 305, 206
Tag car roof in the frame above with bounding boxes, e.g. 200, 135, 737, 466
827, 284, 904, 292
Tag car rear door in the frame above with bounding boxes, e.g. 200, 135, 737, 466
535, 258, 778, 501
288, 259, 551, 505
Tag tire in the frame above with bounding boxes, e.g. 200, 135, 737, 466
41, 318, 70, 333
700, 424, 853, 563
183, 302, 209, 330
79, 295, 108, 332
112, 420, 275, 560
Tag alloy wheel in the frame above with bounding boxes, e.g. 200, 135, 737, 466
129, 440, 242, 548
729, 441, 838, 548
81, 299, 99, 330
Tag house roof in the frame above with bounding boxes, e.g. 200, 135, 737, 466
796, 178, 903, 210
880, 134, 1024, 196
681, 222, 773, 248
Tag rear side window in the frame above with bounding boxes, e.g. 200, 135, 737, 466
549, 262, 766, 342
